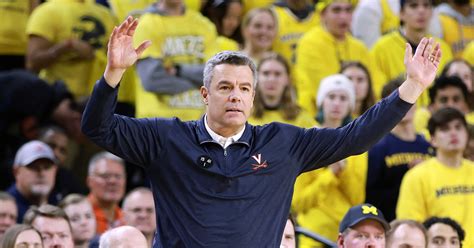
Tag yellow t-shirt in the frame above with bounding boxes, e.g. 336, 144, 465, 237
271, 5, 320, 67
439, 14, 474, 58
293, 153, 368, 247
295, 26, 379, 116
0, 1, 31, 55
397, 158, 474, 248
380, 0, 399, 35
133, 9, 218, 120
216, 36, 240, 52
248, 109, 316, 128
26, 0, 116, 99
463, 41, 474, 66
371, 31, 453, 107
108, 0, 155, 21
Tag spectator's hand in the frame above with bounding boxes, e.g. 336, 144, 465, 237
404, 37, 441, 90
105, 16, 151, 87
70, 39, 94, 60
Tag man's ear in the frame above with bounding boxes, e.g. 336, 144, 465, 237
337, 234, 345, 248
201, 86, 208, 104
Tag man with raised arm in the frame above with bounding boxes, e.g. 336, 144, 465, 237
81, 16, 441, 247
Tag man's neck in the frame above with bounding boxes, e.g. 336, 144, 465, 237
206, 117, 244, 138
391, 122, 416, 141
17, 187, 47, 206
437, 151, 464, 168
402, 26, 426, 45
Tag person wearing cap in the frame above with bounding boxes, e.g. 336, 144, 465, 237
294, 0, 384, 117
293, 74, 367, 246
81, 16, 441, 247
337, 203, 390, 248
6, 140, 58, 222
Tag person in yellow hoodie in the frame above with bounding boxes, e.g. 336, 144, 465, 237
133, 0, 218, 120
371, 0, 453, 107
294, 0, 380, 117
397, 107, 474, 248
293, 74, 366, 247
248, 52, 315, 127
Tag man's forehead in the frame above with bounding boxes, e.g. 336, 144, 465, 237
212, 64, 253, 82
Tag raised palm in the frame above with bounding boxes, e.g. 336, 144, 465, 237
404, 38, 442, 89
107, 17, 151, 70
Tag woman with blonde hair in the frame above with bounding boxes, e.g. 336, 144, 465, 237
240, 7, 277, 63
249, 52, 315, 127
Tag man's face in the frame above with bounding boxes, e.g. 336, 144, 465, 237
87, 159, 126, 203
123, 191, 156, 236
41, 130, 69, 165
427, 223, 461, 248
388, 224, 426, 248
201, 64, 255, 133
15, 159, 57, 198
338, 219, 386, 248
431, 119, 468, 153
0, 199, 17, 237
400, 0, 432, 31
32, 216, 74, 248
321, 2, 353, 40
431, 86, 468, 113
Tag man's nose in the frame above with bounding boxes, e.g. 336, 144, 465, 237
229, 89, 242, 102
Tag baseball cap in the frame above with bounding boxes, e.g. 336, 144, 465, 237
316, 74, 356, 110
13, 140, 56, 167
339, 204, 390, 233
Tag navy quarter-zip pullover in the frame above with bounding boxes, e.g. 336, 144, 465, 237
81, 77, 412, 247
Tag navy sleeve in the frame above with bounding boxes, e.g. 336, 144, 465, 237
81, 77, 164, 166
295, 90, 412, 172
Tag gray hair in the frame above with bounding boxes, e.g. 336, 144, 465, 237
203, 51, 257, 89
0, 191, 15, 202
87, 151, 124, 176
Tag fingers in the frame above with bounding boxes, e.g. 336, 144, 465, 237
422, 38, 433, 62
413, 37, 427, 59
136, 40, 152, 57
431, 43, 442, 68
126, 17, 139, 36
117, 16, 133, 35
404, 43, 412, 64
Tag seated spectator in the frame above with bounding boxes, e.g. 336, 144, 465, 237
122, 188, 155, 248
294, 74, 366, 247
23, 204, 74, 248
280, 213, 297, 248
39, 126, 86, 200
337, 203, 390, 248
240, 7, 277, 63
397, 108, 474, 247
6, 140, 58, 222
366, 78, 432, 222
202, 0, 243, 51
248, 52, 315, 127
86, 152, 126, 234
340, 61, 376, 117
386, 219, 427, 248
0, 192, 17, 240
99, 226, 148, 248
0, 224, 43, 248
59, 194, 97, 248
423, 217, 465, 248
